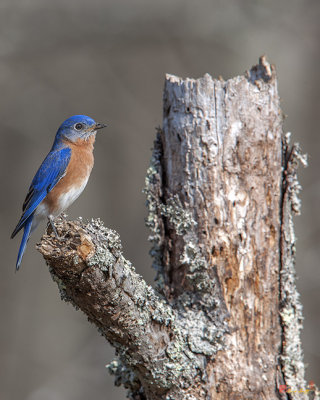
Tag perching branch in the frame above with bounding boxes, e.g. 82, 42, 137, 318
38, 218, 206, 399
38, 57, 318, 400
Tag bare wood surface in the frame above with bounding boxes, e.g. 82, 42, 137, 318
155, 56, 283, 399
38, 57, 316, 399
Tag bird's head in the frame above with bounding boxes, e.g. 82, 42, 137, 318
55, 115, 107, 143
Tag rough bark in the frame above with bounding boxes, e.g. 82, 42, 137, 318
158, 59, 283, 399
38, 57, 318, 400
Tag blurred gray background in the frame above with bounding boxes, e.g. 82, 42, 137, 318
1, 0, 319, 399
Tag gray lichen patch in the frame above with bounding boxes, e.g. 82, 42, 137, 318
48, 266, 72, 303
112, 323, 202, 395
143, 131, 163, 244
179, 242, 212, 292
179, 309, 225, 356
143, 132, 164, 280
160, 195, 197, 236
86, 218, 123, 254
280, 133, 317, 399
107, 358, 143, 397
87, 247, 116, 272
283, 132, 308, 216
84, 219, 123, 273
173, 289, 228, 359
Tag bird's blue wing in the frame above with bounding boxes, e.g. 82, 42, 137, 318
11, 147, 71, 238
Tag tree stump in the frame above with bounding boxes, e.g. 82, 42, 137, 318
38, 57, 315, 400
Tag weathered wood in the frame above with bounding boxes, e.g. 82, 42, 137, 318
38, 218, 203, 399
38, 57, 315, 399
150, 56, 283, 399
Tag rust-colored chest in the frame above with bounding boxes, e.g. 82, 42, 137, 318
43, 136, 95, 214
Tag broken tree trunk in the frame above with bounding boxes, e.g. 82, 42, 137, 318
38, 57, 315, 399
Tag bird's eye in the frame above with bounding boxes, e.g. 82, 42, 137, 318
74, 123, 84, 130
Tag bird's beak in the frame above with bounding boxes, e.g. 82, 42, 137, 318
94, 123, 107, 130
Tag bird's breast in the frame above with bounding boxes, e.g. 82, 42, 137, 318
41, 140, 95, 216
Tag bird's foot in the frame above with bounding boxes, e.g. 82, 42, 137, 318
47, 216, 65, 241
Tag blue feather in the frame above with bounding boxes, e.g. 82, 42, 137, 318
16, 215, 33, 270
11, 147, 71, 238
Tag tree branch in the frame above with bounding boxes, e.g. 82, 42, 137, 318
37, 57, 318, 400
38, 217, 211, 399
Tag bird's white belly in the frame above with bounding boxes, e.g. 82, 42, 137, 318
54, 178, 89, 216
34, 177, 89, 221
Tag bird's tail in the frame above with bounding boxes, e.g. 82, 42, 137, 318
16, 215, 34, 271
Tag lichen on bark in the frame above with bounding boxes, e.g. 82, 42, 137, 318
36, 57, 317, 400
279, 133, 315, 399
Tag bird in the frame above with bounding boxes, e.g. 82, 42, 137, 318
11, 115, 107, 270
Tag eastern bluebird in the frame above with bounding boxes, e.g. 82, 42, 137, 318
11, 115, 107, 270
